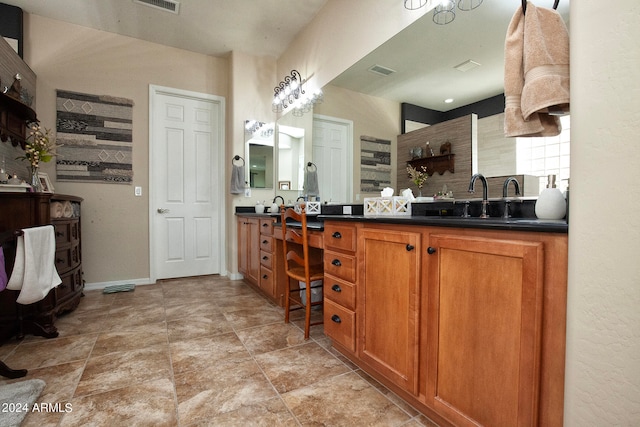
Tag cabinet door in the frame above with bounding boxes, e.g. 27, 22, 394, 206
237, 217, 260, 285
358, 228, 421, 395
426, 234, 544, 427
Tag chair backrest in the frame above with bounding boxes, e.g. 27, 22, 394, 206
280, 203, 312, 280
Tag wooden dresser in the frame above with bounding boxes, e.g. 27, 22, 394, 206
0, 192, 84, 341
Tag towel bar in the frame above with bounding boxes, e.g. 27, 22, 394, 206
522, 0, 559, 15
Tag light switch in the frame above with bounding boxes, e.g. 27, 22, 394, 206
135, 186, 142, 196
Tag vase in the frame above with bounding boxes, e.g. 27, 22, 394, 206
30, 166, 41, 192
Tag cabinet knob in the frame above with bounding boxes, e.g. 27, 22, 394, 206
331, 314, 342, 324
262, 240, 268, 244
262, 274, 268, 279
406, 244, 415, 251
262, 256, 268, 260
332, 231, 342, 239
262, 223, 268, 227
331, 259, 342, 267
331, 284, 342, 292
427, 247, 437, 254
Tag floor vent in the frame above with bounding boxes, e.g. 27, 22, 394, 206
368, 64, 396, 77
133, 0, 180, 14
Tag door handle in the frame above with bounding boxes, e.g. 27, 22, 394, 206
157, 208, 170, 214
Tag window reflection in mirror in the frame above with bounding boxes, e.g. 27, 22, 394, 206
245, 121, 275, 189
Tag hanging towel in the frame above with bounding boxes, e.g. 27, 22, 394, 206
7, 226, 61, 305
504, 2, 569, 137
230, 164, 245, 194
0, 247, 8, 291
304, 168, 319, 197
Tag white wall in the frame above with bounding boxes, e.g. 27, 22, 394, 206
565, 2, 640, 425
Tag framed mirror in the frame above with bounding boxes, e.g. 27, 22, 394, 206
244, 120, 275, 189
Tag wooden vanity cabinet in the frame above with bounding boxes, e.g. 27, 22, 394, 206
237, 215, 280, 304
357, 225, 422, 395
237, 216, 260, 285
322, 221, 568, 427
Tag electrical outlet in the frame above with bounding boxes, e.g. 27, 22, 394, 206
135, 186, 142, 196
244, 188, 251, 197
355, 194, 360, 201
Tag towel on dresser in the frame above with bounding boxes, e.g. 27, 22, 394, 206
50, 202, 63, 219
6, 226, 61, 305
504, 2, 569, 137
62, 201, 73, 218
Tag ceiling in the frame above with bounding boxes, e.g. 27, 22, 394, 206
3, 0, 569, 112
1, 0, 329, 58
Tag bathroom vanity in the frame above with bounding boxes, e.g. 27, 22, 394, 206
322, 215, 568, 427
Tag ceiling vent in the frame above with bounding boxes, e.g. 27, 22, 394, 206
133, 0, 180, 14
368, 64, 396, 77
454, 60, 481, 72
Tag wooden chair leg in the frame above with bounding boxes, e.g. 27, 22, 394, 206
304, 280, 312, 339
284, 277, 291, 324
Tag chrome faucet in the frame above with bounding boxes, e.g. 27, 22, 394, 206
468, 173, 489, 218
502, 177, 521, 198
273, 195, 285, 205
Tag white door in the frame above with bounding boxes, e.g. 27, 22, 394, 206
312, 115, 353, 203
150, 86, 225, 280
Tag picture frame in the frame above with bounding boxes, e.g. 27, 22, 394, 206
38, 172, 54, 193
278, 181, 290, 190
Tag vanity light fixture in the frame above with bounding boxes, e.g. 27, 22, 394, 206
404, 0, 428, 10
272, 70, 305, 113
244, 120, 264, 135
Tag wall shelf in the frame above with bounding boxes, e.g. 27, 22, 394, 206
408, 154, 455, 176
0, 92, 37, 149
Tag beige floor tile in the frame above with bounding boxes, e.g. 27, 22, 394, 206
4, 334, 97, 370
254, 341, 349, 394
164, 300, 220, 321
91, 321, 168, 357
170, 332, 249, 375
281, 371, 412, 426
175, 357, 277, 424
185, 397, 298, 427
75, 344, 172, 397
236, 322, 305, 355
167, 312, 234, 342
222, 306, 283, 330
61, 378, 177, 426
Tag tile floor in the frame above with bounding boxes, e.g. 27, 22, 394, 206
0, 275, 439, 426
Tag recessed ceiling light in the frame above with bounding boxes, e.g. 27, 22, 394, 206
444, 98, 454, 103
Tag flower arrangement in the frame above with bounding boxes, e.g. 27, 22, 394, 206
17, 122, 58, 169
407, 164, 428, 190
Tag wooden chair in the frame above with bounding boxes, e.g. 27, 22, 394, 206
280, 203, 324, 339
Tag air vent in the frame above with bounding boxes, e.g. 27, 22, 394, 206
368, 64, 396, 77
133, 0, 180, 14
454, 60, 481, 72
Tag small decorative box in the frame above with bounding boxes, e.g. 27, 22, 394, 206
363, 197, 411, 216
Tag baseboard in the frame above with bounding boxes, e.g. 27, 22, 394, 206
229, 272, 244, 281
84, 278, 155, 291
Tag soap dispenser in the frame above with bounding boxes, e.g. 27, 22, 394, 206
535, 175, 566, 220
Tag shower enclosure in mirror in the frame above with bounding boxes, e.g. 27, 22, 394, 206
244, 121, 275, 189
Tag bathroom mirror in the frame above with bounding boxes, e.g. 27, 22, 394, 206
323, 1, 570, 179
276, 110, 313, 192
245, 120, 275, 189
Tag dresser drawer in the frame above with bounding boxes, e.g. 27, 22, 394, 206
324, 299, 356, 353
324, 274, 356, 311
260, 250, 273, 269
55, 244, 81, 273
53, 219, 80, 245
324, 223, 357, 253
259, 218, 274, 236
260, 235, 273, 252
55, 266, 82, 303
324, 249, 356, 282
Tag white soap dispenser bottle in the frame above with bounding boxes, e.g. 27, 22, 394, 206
535, 175, 566, 220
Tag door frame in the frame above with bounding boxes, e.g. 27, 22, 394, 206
312, 114, 354, 203
148, 84, 226, 283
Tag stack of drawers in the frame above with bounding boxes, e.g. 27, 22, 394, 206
258, 218, 276, 298
323, 221, 358, 354
52, 211, 83, 308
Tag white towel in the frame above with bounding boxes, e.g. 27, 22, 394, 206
230, 164, 245, 194
50, 202, 63, 219
62, 201, 73, 218
7, 225, 61, 305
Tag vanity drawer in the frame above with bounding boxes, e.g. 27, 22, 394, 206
324, 299, 356, 353
260, 235, 273, 252
260, 219, 274, 236
260, 250, 273, 269
324, 249, 356, 282
324, 274, 356, 311
324, 223, 357, 253
260, 266, 274, 295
